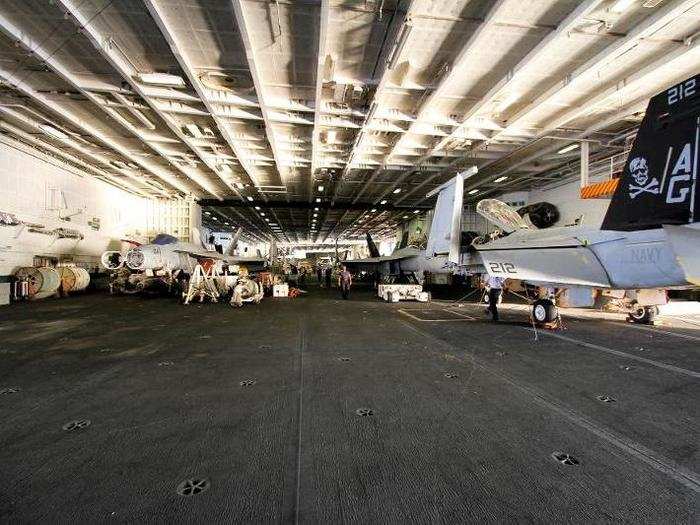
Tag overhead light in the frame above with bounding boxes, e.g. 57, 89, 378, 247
40, 125, 69, 140
315, 198, 321, 203
468, 189, 479, 195
413, 210, 420, 214
225, 222, 230, 225
212, 217, 218, 221
136, 72, 186, 88
317, 185, 324, 192
313, 213, 318, 217
314, 207, 319, 211
493, 176, 508, 183
402, 215, 409, 219
557, 143, 579, 155
204, 211, 211, 215
254, 206, 260, 210
392, 188, 401, 194
265, 218, 270, 222
260, 212, 265, 216
610, 0, 635, 13
370, 208, 377, 213
380, 200, 387, 205
247, 196, 254, 201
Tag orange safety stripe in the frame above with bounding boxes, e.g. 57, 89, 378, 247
580, 178, 619, 199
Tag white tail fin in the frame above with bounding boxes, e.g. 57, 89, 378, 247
225, 227, 242, 256
425, 167, 476, 263
191, 227, 206, 248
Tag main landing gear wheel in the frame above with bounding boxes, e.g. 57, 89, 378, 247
532, 299, 558, 324
629, 305, 658, 324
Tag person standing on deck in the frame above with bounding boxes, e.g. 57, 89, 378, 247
483, 274, 506, 322
338, 266, 352, 300
325, 267, 332, 289
317, 266, 323, 287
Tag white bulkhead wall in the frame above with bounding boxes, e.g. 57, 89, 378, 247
0, 138, 150, 277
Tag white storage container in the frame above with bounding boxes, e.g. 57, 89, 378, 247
273, 284, 289, 297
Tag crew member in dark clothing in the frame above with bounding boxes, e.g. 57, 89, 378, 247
338, 265, 352, 300
325, 267, 332, 288
316, 266, 323, 286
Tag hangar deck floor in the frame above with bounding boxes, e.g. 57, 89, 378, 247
0, 287, 698, 523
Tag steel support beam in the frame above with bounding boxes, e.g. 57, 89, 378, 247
231, 0, 289, 185
0, 9, 201, 198
144, 0, 271, 192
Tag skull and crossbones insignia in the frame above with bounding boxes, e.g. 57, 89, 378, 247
627, 156, 659, 199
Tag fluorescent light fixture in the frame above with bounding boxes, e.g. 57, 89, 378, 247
402, 215, 409, 219
392, 188, 401, 194
204, 211, 211, 215
493, 176, 508, 183
468, 189, 479, 195
380, 200, 387, 205
247, 196, 254, 201
260, 212, 265, 216
317, 185, 324, 192
225, 222, 230, 225
265, 218, 270, 222
313, 213, 318, 217
315, 198, 321, 203
610, 0, 635, 13
314, 207, 319, 211
557, 143, 579, 155
413, 210, 420, 214
254, 206, 260, 210
212, 217, 218, 221
40, 125, 69, 140
370, 208, 377, 213
136, 72, 186, 88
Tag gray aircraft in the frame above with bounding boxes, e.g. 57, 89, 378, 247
344, 166, 477, 279
101, 227, 266, 293
474, 73, 699, 325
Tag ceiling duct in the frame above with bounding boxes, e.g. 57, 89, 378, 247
198, 71, 254, 93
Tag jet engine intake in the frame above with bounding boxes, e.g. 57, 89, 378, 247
101, 251, 124, 270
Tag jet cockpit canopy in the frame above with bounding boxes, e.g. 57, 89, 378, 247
476, 199, 532, 233
151, 233, 178, 245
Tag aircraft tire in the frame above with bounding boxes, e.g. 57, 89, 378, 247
629, 305, 658, 324
532, 299, 557, 324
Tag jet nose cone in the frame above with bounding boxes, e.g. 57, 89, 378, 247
125, 248, 145, 270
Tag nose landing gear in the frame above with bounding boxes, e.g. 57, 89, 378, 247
532, 299, 558, 325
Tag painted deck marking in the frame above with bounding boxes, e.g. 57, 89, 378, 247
398, 308, 475, 322
536, 329, 700, 379
294, 320, 306, 525
399, 319, 700, 494
625, 322, 700, 343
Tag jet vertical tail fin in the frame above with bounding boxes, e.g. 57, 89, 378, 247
224, 227, 242, 256
425, 167, 476, 263
602, 74, 699, 231
366, 232, 380, 257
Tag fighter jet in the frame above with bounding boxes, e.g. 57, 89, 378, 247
474, 73, 700, 325
101, 227, 266, 293
343, 166, 477, 280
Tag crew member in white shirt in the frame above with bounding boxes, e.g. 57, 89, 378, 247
483, 275, 506, 322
